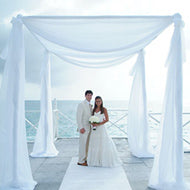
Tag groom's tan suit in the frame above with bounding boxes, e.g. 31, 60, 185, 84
77, 100, 92, 163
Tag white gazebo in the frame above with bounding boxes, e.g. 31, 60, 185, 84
0, 13, 188, 190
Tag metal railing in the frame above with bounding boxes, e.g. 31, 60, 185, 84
24, 99, 189, 152
25, 108, 190, 146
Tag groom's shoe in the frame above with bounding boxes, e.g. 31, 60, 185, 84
77, 162, 88, 166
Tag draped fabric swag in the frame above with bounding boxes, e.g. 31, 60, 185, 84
0, 13, 188, 190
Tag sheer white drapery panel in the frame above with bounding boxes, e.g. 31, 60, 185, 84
0, 16, 36, 190
0, 13, 188, 190
21, 15, 173, 68
128, 50, 153, 158
30, 50, 58, 158
148, 14, 189, 190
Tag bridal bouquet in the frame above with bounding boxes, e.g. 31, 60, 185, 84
89, 116, 100, 130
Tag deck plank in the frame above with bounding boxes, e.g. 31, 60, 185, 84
27, 138, 190, 190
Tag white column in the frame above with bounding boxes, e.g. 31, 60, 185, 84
53, 98, 58, 139
128, 50, 153, 158
0, 15, 36, 189
149, 13, 189, 190
30, 50, 58, 157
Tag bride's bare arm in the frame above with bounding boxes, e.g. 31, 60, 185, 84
103, 108, 109, 123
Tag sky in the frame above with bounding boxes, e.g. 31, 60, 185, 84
0, 0, 189, 102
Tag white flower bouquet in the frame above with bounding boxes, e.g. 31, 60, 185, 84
89, 115, 100, 130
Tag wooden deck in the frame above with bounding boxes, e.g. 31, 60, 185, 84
27, 138, 190, 190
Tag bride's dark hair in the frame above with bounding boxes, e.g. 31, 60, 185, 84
93, 96, 104, 115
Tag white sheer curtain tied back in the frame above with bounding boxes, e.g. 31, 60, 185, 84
0, 13, 188, 190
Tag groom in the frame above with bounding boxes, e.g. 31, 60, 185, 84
76, 90, 93, 166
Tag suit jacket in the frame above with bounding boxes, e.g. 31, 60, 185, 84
76, 100, 92, 131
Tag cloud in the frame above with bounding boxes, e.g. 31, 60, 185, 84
1, 0, 190, 100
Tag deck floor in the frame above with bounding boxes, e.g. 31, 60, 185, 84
27, 138, 190, 190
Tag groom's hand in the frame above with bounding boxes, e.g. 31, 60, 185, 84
80, 128, 86, 134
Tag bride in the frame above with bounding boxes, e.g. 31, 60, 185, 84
87, 96, 121, 167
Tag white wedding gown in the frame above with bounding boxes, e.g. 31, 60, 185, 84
87, 111, 121, 167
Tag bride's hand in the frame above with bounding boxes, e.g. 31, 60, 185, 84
92, 123, 98, 127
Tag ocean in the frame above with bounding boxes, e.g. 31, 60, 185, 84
25, 100, 190, 150
25, 100, 130, 141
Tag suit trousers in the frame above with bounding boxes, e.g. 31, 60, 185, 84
78, 130, 91, 163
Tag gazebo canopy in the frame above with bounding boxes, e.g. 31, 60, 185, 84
0, 13, 188, 190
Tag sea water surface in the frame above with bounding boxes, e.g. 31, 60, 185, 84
25, 100, 190, 150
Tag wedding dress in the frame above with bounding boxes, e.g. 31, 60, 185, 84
87, 111, 121, 167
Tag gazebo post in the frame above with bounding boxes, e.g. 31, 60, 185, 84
30, 50, 58, 157
149, 13, 189, 189
0, 15, 36, 189
128, 50, 153, 158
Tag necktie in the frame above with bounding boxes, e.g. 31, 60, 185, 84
89, 104, 93, 113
